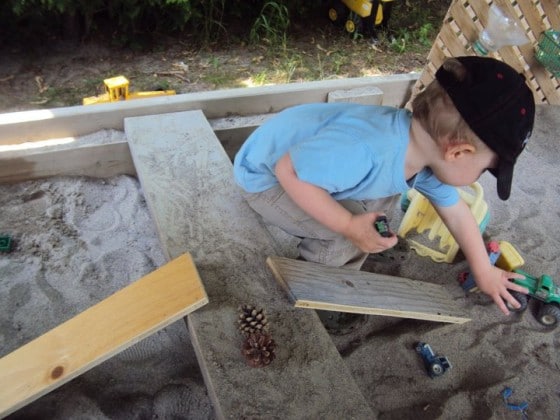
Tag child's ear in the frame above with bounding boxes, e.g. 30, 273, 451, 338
443, 142, 476, 161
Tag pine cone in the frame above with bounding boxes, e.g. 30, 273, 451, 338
241, 332, 276, 368
237, 304, 269, 336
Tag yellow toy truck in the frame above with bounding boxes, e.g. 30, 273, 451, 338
83, 76, 176, 105
328, 0, 395, 38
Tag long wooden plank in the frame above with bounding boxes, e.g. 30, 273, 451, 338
0, 253, 208, 418
0, 142, 135, 183
267, 256, 471, 324
125, 110, 374, 419
1, 74, 418, 145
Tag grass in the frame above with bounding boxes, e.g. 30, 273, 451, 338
225, 1, 447, 87
0, 1, 450, 110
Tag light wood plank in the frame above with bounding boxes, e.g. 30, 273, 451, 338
0, 142, 135, 184
0, 253, 208, 418
267, 256, 471, 324
125, 110, 374, 419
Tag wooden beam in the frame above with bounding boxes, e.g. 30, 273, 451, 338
0, 142, 135, 184
0, 74, 418, 145
267, 256, 471, 324
125, 110, 374, 419
0, 253, 208, 418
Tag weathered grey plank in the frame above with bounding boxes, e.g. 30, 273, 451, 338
2, 74, 418, 144
267, 256, 471, 324
125, 110, 374, 419
0, 142, 134, 184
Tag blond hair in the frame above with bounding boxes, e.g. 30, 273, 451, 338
412, 58, 481, 146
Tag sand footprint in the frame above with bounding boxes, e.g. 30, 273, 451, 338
153, 383, 212, 418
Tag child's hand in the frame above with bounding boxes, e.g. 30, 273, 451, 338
344, 212, 398, 253
473, 266, 528, 315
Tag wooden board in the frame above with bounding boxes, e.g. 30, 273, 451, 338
0, 142, 135, 184
0, 253, 208, 418
125, 110, 374, 419
1, 74, 418, 145
267, 256, 471, 324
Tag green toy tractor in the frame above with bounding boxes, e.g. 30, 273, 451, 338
507, 269, 560, 329
328, 0, 395, 39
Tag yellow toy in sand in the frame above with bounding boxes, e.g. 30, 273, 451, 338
398, 182, 490, 263
495, 240, 525, 271
83, 76, 176, 105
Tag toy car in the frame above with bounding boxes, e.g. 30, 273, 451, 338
374, 215, 391, 237
327, 0, 394, 38
0, 234, 12, 253
83, 76, 175, 105
507, 270, 560, 328
414, 342, 451, 378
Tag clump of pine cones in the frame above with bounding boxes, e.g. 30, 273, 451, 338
237, 304, 276, 368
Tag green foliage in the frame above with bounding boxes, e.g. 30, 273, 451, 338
249, 1, 290, 47
1, 0, 444, 53
417, 23, 435, 47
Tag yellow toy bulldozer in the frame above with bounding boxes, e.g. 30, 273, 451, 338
328, 0, 395, 38
83, 75, 176, 105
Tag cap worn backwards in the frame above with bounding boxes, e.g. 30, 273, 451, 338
435, 56, 535, 200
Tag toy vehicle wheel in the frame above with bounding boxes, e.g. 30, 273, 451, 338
429, 362, 444, 377
328, 1, 347, 25
537, 304, 560, 328
345, 12, 362, 35
506, 291, 528, 312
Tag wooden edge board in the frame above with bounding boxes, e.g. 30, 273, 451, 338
267, 256, 470, 324
1, 74, 418, 145
0, 253, 208, 418
0, 142, 135, 184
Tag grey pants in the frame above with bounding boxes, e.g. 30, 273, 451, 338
243, 185, 398, 270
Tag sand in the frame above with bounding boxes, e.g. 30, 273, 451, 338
1, 105, 559, 419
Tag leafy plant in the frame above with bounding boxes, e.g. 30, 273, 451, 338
389, 29, 411, 53
417, 23, 435, 47
249, 1, 290, 47
252, 71, 270, 86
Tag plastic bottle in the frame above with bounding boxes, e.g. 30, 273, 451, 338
472, 4, 529, 56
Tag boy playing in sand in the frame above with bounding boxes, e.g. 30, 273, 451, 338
233, 56, 535, 315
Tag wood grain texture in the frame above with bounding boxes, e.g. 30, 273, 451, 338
267, 256, 471, 324
0, 253, 208, 418
125, 110, 374, 419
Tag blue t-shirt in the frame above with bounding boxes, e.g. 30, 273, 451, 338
233, 103, 459, 207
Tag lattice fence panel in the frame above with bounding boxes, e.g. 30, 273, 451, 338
412, 0, 560, 105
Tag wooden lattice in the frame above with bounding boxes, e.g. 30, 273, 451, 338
412, 0, 560, 104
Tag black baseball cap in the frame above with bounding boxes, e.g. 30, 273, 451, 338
435, 56, 535, 200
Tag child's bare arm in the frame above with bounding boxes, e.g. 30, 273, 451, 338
275, 153, 397, 253
435, 200, 528, 315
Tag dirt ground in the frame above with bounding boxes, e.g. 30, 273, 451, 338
0, 2, 450, 114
